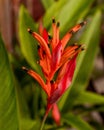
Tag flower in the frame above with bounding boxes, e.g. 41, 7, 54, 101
52, 103, 61, 125
22, 18, 86, 125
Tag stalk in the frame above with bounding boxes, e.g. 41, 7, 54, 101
40, 105, 52, 130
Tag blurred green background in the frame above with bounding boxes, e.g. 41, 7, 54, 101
0, 0, 104, 130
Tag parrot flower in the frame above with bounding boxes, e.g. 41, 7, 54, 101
22, 18, 86, 125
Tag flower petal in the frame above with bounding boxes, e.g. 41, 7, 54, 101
22, 66, 51, 96
38, 46, 51, 80
56, 61, 68, 85
60, 44, 82, 67
39, 57, 51, 80
50, 41, 62, 79
39, 21, 49, 43
48, 55, 76, 104
52, 103, 61, 125
51, 18, 57, 49
28, 29, 51, 59
61, 22, 86, 49
42, 28, 49, 43
51, 18, 60, 50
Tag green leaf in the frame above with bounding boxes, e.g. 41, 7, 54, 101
75, 91, 104, 105
0, 35, 18, 130
30, 84, 40, 118
43, 0, 69, 27
59, 10, 101, 111
41, 0, 54, 10
19, 6, 41, 73
15, 83, 40, 130
58, 0, 94, 35
0, 34, 39, 130
43, 0, 94, 31
63, 113, 94, 130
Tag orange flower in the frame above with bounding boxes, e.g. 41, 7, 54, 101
22, 19, 86, 125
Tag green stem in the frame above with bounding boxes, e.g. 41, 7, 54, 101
40, 105, 52, 130
40, 112, 48, 130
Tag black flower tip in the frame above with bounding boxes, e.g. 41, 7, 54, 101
80, 21, 86, 26
57, 22, 60, 27
81, 44, 85, 51
79, 44, 85, 51
27, 28, 33, 34
37, 45, 40, 50
48, 35, 52, 40
52, 18, 56, 23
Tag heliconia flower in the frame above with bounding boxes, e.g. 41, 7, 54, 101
22, 18, 86, 125
52, 103, 60, 125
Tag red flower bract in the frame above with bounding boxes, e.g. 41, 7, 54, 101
22, 19, 86, 125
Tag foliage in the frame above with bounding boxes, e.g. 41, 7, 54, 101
0, 0, 104, 130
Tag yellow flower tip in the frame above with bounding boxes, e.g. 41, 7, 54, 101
37, 61, 40, 64
27, 28, 33, 34
73, 43, 78, 46
22, 66, 29, 72
84, 21, 87, 24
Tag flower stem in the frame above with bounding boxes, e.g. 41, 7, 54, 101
40, 112, 48, 130
40, 105, 52, 130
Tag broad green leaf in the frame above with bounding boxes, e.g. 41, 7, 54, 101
0, 35, 18, 130
30, 84, 40, 118
43, 0, 94, 31
19, 6, 41, 73
59, 10, 101, 111
43, 0, 69, 27
75, 91, 104, 105
0, 34, 39, 130
58, 0, 94, 35
15, 83, 40, 130
63, 113, 94, 130
41, 0, 54, 10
